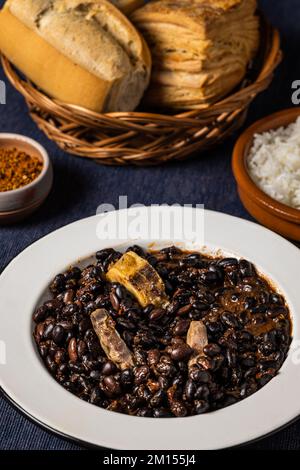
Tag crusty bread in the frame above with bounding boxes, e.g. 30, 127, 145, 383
0, 0, 151, 112
132, 0, 259, 109
111, 0, 145, 15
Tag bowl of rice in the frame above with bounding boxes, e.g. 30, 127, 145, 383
232, 108, 300, 241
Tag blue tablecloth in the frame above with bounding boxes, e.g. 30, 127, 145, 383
1, 0, 300, 450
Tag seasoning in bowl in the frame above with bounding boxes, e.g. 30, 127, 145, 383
0, 147, 43, 192
247, 117, 300, 210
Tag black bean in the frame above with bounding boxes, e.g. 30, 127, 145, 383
179, 256, 203, 268
201, 271, 221, 284
102, 376, 121, 396
231, 367, 242, 385
267, 306, 288, 318
90, 370, 101, 380
45, 355, 57, 374
153, 408, 171, 418
58, 363, 68, 376
189, 367, 211, 384
174, 319, 190, 336
85, 301, 96, 314
134, 366, 150, 385
184, 380, 196, 401
110, 291, 120, 311
134, 348, 147, 366
134, 407, 150, 417
270, 293, 284, 305
96, 248, 117, 261
61, 330, 71, 344
115, 285, 125, 300
54, 349, 66, 365
77, 340, 87, 358
32, 306, 48, 323
39, 343, 48, 358
191, 301, 210, 311
147, 349, 160, 366
149, 308, 165, 322
127, 245, 145, 257
156, 361, 177, 378
227, 270, 239, 286
218, 258, 238, 268
194, 384, 210, 400
49, 274, 65, 294
69, 361, 83, 374
78, 318, 91, 335
194, 400, 210, 414
226, 350, 236, 368
120, 369, 133, 387
43, 323, 54, 340
206, 321, 223, 335
259, 360, 278, 371
78, 376, 91, 392
165, 280, 173, 294
241, 355, 256, 368
135, 384, 151, 402
68, 338, 78, 362
239, 331, 253, 342
221, 312, 239, 328
62, 304, 77, 316
240, 380, 257, 398
102, 361, 117, 376
239, 260, 256, 278
150, 390, 165, 408
143, 304, 154, 315
90, 387, 102, 404
52, 325, 65, 345
244, 367, 256, 379
257, 372, 273, 387
176, 304, 192, 316
167, 301, 180, 315
170, 343, 193, 362
117, 318, 136, 331
203, 343, 221, 357
67, 267, 81, 280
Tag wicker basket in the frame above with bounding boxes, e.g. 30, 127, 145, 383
1, 15, 281, 166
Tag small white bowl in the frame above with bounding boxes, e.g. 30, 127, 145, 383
0, 133, 53, 223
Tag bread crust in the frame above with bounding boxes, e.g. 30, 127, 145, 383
132, 0, 257, 36
2, 0, 151, 111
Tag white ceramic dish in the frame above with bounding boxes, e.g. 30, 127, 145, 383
0, 207, 300, 450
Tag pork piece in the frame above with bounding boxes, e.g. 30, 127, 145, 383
91, 308, 134, 370
186, 320, 208, 368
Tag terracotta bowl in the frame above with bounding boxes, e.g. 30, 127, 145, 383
0, 134, 53, 224
232, 108, 300, 241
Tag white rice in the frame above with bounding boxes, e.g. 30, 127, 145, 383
247, 116, 300, 210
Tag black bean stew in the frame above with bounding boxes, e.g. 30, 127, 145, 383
33, 246, 292, 418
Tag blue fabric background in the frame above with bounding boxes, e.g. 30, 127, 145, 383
0, 0, 300, 450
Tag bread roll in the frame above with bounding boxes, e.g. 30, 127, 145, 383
111, 0, 145, 15
0, 0, 151, 112
132, 0, 259, 109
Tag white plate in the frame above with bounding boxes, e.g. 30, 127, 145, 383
0, 207, 300, 450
